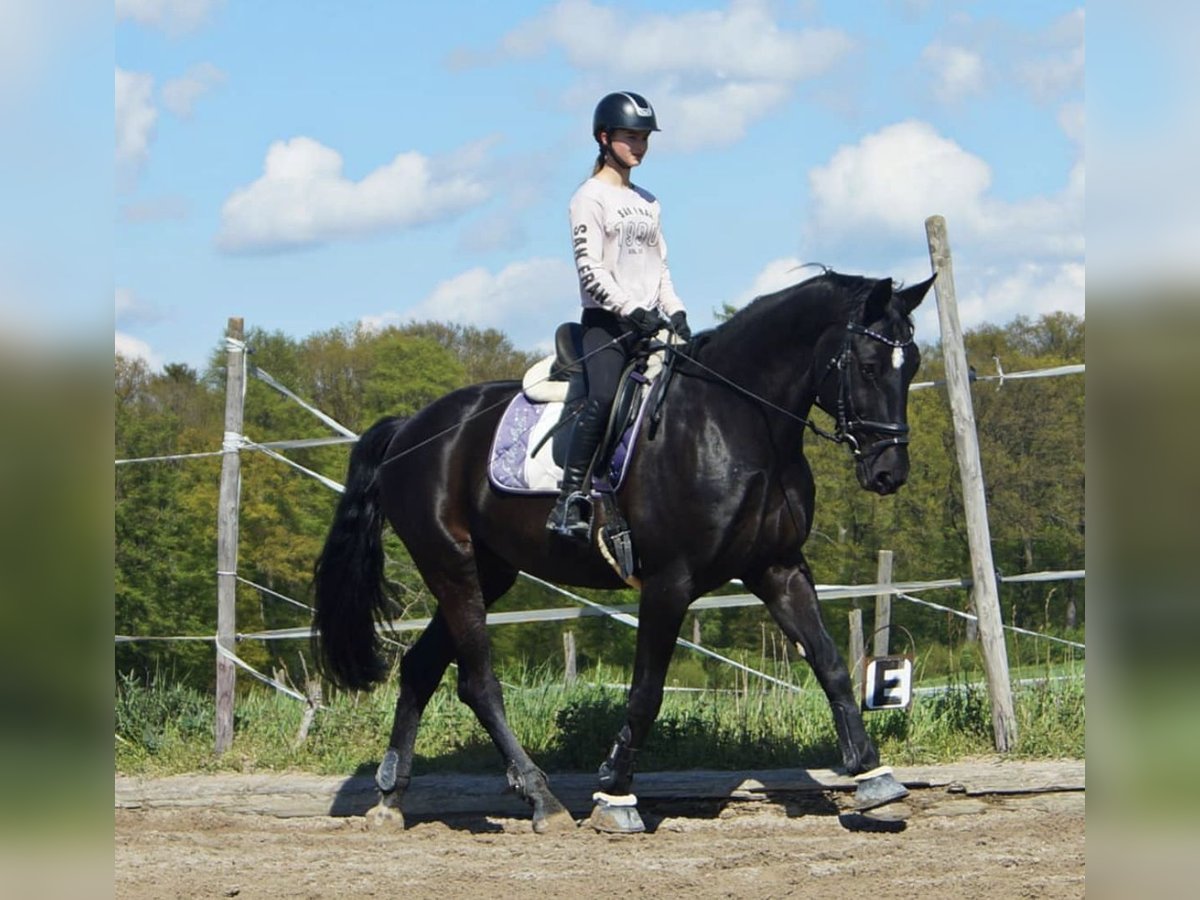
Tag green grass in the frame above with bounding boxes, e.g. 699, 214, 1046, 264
114, 662, 1084, 777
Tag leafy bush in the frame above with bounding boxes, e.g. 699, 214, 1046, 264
115, 671, 212, 754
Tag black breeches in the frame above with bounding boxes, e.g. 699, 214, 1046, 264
581, 307, 634, 410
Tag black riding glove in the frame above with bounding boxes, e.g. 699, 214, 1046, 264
626, 307, 666, 337
669, 311, 691, 341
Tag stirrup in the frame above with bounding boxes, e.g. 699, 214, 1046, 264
547, 491, 593, 540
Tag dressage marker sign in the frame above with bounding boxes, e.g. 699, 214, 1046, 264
862, 656, 914, 711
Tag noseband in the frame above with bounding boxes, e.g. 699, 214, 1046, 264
823, 322, 916, 462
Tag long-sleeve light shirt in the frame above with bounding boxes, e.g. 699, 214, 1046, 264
568, 177, 685, 318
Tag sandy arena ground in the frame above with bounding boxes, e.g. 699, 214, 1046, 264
115, 770, 1084, 899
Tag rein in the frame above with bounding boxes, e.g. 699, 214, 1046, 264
372, 313, 915, 474
665, 320, 916, 461
373, 333, 632, 474
659, 343, 842, 445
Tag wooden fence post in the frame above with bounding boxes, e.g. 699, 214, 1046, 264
563, 630, 577, 684
848, 609, 864, 700
924, 216, 1018, 752
873, 550, 894, 657
215, 317, 245, 754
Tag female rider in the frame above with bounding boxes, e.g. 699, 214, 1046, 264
546, 91, 690, 540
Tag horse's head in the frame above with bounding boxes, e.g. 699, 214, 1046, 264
816, 274, 935, 495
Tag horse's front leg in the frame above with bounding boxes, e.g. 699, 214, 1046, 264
744, 561, 909, 811
590, 583, 691, 833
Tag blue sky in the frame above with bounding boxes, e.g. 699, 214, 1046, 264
25, 1, 1095, 371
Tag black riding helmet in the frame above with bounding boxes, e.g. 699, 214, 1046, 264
592, 91, 660, 138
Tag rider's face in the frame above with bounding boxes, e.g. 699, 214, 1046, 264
605, 128, 650, 167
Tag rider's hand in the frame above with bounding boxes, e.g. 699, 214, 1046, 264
669, 311, 691, 341
626, 307, 666, 337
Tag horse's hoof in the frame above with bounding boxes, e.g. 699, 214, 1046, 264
533, 808, 578, 834
587, 794, 645, 834
853, 771, 909, 811
366, 802, 405, 829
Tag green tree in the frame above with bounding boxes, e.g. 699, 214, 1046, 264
115, 356, 222, 683
401, 321, 540, 384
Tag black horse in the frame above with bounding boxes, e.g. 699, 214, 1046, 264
313, 270, 934, 833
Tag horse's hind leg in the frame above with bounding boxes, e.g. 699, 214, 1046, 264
431, 559, 575, 833
367, 611, 456, 827
745, 561, 908, 811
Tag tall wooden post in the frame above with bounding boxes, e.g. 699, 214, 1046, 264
924, 217, 1018, 751
215, 317, 245, 754
562, 630, 577, 684
873, 550, 894, 657
848, 609, 865, 700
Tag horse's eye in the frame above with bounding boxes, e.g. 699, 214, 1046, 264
859, 363, 877, 379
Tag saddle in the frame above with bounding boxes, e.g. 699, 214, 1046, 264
498, 323, 680, 585
523, 323, 671, 477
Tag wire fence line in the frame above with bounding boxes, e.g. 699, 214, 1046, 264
115, 568, 1085, 646
115, 357, 1085, 704
910, 361, 1084, 392
116, 566, 1086, 706
114, 359, 1082, 467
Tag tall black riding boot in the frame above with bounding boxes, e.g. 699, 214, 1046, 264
546, 398, 609, 540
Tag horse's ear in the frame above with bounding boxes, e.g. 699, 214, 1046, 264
895, 273, 936, 315
863, 278, 894, 322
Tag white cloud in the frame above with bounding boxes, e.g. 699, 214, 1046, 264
893, 257, 1084, 344
0, 1, 45, 99
364, 258, 576, 352
116, 330, 162, 369
503, 0, 853, 81
115, 0, 223, 35
728, 255, 1083, 345
659, 81, 791, 152
808, 120, 992, 238
115, 66, 157, 185
217, 137, 492, 252
806, 120, 1082, 261
491, 0, 854, 150
733, 257, 808, 308
458, 211, 528, 254
161, 62, 225, 118
116, 286, 165, 326
1, 1, 103, 104
922, 42, 985, 104
115, 287, 136, 319
1057, 101, 1084, 148
1016, 8, 1084, 102
949, 262, 1085, 333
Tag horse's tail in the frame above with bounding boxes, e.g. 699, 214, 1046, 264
311, 415, 406, 691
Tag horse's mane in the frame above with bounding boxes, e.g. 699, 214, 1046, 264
696, 269, 883, 354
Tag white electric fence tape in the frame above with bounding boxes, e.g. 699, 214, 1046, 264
252, 366, 358, 437
521, 572, 805, 693
214, 641, 310, 704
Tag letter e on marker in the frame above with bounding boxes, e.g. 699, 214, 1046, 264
862, 656, 913, 711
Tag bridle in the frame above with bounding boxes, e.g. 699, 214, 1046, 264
657, 316, 916, 462
819, 321, 917, 462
